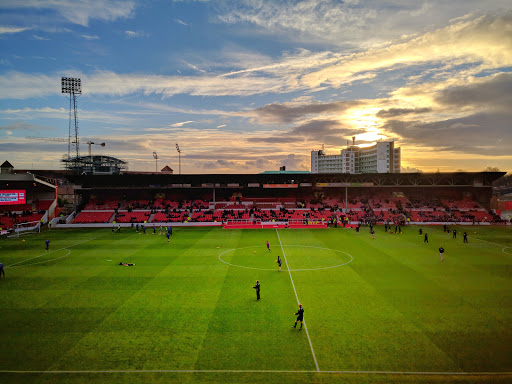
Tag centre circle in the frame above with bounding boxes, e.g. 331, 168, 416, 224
503, 247, 512, 256
218, 245, 353, 271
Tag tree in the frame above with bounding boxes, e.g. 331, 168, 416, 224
483, 166, 501, 172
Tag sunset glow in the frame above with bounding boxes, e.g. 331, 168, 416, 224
0, 1, 511, 173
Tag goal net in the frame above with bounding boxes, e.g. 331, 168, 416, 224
12, 221, 42, 237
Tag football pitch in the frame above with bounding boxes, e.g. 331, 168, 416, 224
1, 225, 511, 384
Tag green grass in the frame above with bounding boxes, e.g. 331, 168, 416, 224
1, 225, 511, 383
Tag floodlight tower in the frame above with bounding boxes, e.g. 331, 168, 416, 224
153, 151, 158, 172
175, 143, 181, 174
61, 77, 82, 162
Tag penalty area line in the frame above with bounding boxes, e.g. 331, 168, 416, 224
6, 237, 97, 268
276, 228, 320, 372
0, 369, 511, 376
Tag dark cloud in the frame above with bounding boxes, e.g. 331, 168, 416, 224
291, 119, 360, 145
436, 72, 512, 111
247, 119, 362, 146
199, 159, 250, 170
252, 100, 363, 124
245, 158, 274, 169
246, 136, 303, 144
382, 112, 512, 156
376, 107, 432, 118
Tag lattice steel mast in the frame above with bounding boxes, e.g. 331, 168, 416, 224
61, 77, 82, 163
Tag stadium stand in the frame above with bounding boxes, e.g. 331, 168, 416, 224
74, 211, 115, 224
114, 210, 151, 223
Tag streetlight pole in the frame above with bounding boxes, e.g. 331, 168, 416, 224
176, 143, 181, 174
153, 152, 158, 172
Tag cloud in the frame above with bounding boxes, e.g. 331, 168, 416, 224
217, 1, 512, 49
435, 72, 512, 112
247, 100, 363, 124
0, 121, 53, 133
0, 0, 136, 27
0, 26, 30, 34
82, 34, 100, 40
32, 34, 50, 40
376, 107, 432, 118
125, 30, 149, 38
173, 18, 189, 26
382, 112, 512, 156
247, 136, 303, 144
277, 153, 309, 171
0, 69, 301, 99
401, 166, 422, 173
246, 118, 361, 147
170, 121, 194, 127
302, 12, 512, 89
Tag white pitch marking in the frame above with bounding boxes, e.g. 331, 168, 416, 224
218, 245, 353, 272
0, 369, 510, 376
469, 236, 512, 256
6, 238, 96, 268
7, 250, 72, 268
276, 229, 320, 372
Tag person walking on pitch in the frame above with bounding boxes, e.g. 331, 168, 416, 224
293, 304, 304, 330
266, 241, 271, 252
439, 246, 445, 261
463, 232, 468, 243
0, 262, 5, 279
276, 255, 282, 272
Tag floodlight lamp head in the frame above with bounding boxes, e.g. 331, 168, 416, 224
153, 152, 158, 159
61, 77, 82, 94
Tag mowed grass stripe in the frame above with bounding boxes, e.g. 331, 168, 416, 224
370, 226, 512, 372
48, 228, 220, 371
277, 228, 463, 372
337, 226, 511, 372
194, 229, 317, 371
1, 229, 145, 371
1, 226, 511, 382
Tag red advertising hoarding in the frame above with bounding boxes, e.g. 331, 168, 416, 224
0, 190, 26, 205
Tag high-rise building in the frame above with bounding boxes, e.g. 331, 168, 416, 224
311, 141, 401, 174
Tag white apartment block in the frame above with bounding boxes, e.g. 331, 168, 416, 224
311, 141, 401, 174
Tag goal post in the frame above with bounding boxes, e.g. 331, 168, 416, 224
13, 221, 42, 237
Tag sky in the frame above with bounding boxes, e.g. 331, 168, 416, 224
0, 0, 511, 174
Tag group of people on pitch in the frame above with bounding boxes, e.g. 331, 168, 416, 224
253, 279, 305, 330
252, 242, 304, 330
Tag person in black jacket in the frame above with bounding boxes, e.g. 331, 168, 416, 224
253, 280, 260, 300
293, 304, 304, 330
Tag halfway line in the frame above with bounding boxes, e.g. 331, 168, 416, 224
276, 228, 320, 372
